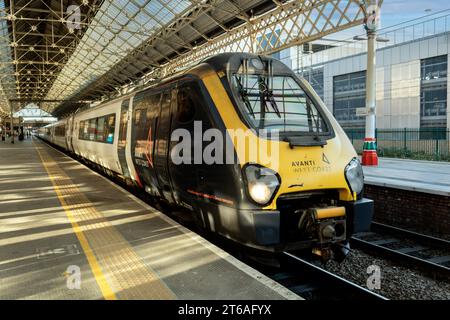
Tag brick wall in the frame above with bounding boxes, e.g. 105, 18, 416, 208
364, 185, 450, 236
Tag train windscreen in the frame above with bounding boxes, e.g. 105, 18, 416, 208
232, 72, 329, 135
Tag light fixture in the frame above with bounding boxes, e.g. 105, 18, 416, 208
353, 35, 390, 43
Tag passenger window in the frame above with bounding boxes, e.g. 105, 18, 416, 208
78, 121, 84, 139
83, 121, 89, 140
119, 111, 127, 144
104, 114, 115, 144
176, 86, 196, 123
89, 118, 96, 141
135, 109, 142, 125
96, 117, 105, 141
146, 94, 160, 122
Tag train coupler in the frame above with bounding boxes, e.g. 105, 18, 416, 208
299, 206, 348, 262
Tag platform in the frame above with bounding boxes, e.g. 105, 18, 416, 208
0, 138, 299, 300
363, 158, 450, 196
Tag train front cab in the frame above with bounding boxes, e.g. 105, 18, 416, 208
197, 53, 374, 261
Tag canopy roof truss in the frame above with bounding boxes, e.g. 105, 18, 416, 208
0, 0, 102, 115
0, 0, 379, 117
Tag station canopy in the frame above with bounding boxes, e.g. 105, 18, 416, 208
13, 103, 57, 124
0, 0, 376, 118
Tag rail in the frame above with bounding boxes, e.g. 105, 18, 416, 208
279, 252, 388, 300
351, 222, 450, 279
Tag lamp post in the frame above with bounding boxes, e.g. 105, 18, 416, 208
361, 0, 381, 166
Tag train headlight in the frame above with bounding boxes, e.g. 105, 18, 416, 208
345, 158, 364, 195
244, 164, 280, 205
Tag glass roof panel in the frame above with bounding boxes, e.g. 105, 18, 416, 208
45, 0, 193, 106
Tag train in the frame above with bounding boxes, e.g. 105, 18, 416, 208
38, 52, 373, 262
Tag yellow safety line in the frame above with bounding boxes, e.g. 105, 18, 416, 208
35, 145, 117, 300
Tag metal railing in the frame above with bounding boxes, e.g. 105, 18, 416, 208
344, 128, 450, 161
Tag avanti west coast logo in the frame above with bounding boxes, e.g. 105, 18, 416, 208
291, 160, 316, 167
291, 153, 330, 167
291, 153, 332, 174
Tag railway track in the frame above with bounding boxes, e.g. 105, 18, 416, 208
270, 252, 388, 300
351, 222, 450, 279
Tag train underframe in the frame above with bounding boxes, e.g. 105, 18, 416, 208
189, 189, 374, 264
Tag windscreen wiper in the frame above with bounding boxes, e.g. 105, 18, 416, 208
235, 76, 255, 118
266, 59, 281, 118
258, 77, 281, 118
305, 97, 322, 141
267, 91, 281, 118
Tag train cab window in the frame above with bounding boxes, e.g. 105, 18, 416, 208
176, 85, 197, 123
96, 117, 105, 141
232, 73, 329, 135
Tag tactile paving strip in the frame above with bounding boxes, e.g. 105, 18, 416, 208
35, 143, 176, 300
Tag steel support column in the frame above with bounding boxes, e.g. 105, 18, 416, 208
361, 0, 379, 166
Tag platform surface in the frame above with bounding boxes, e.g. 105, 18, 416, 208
363, 158, 450, 196
0, 137, 299, 300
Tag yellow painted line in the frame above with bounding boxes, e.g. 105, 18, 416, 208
35, 145, 117, 300
34, 141, 176, 299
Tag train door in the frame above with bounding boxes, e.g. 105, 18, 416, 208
168, 80, 234, 211
117, 99, 131, 178
66, 116, 75, 151
153, 90, 175, 203
168, 83, 197, 200
124, 97, 139, 184
131, 90, 162, 195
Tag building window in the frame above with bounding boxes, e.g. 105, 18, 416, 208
333, 71, 366, 128
301, 67, 324, 101
420, 55, 447, 128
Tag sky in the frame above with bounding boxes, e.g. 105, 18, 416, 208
322, 0, 450, 43
379, 0, 450, 28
